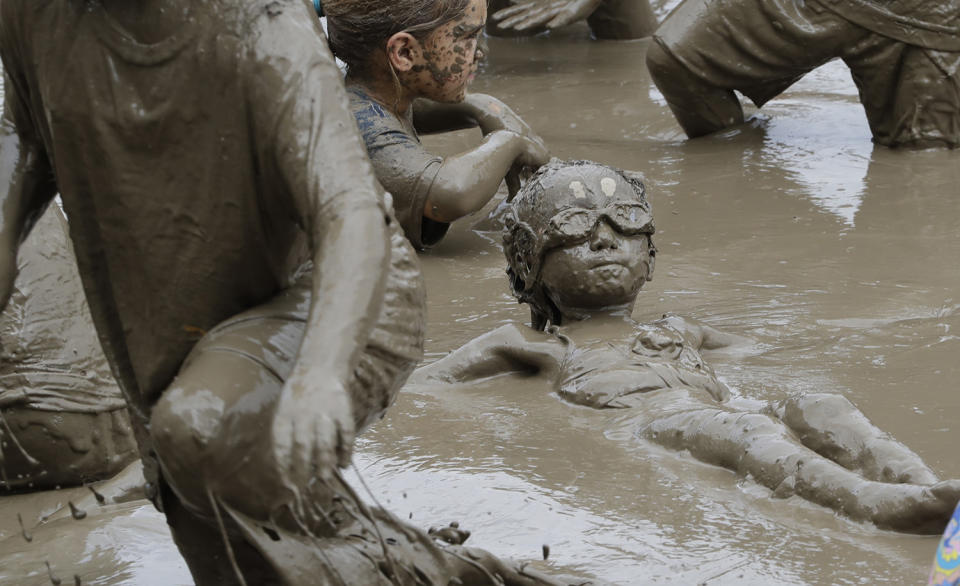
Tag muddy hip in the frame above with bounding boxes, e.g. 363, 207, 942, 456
147, 218, 425, 519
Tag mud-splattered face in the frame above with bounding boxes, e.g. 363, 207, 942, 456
537, 188, 653, 315
407, 0, 487, 103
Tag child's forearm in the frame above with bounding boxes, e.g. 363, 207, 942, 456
423, 130, 525, 222
412, 99, 481, 135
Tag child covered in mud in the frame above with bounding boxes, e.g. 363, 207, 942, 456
413, 159, 960, 534
325, 0, 550, 250
646, 0, 960, 147
0, 1, 573, 584
0, 206, 137, 491
486, 0, 656, 39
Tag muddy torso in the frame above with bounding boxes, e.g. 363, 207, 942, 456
0, 1, 310, 410
555, 321, 730, 409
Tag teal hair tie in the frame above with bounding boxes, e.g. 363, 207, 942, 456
313, 0, 323, 17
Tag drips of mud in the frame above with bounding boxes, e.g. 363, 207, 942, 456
2, 16, 959, 586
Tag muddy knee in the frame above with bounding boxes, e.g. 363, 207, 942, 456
645, 41, 744, 137
149, 384, 224, 506
779, 393, 855, 428
645, 41, 683, 88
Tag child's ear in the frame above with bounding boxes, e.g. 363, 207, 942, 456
385, 32, 419, 72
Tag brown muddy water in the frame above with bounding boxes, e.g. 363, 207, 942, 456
3, 11, 960, 586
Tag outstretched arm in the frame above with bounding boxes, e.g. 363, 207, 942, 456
655, 313, 750, 351
411, 324, 566, 384
0, 73, 57, 312
413, 93, 539, 137
492, 0, 604, 32
490, 0, 655, 38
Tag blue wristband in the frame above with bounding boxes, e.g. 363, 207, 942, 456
313, 0, 323, 17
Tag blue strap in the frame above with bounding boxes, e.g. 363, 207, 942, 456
313, 0, 323, 17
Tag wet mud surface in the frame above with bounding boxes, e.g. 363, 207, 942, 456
3, 8, 960, 586
358, 29, 960, 585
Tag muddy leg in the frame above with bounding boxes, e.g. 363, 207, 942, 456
587, 0, 657, 40
641, 408, 960, 533
645, 41, 745, 137
769, 392, 939, 484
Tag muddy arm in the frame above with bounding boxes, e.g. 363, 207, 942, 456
411, 97, 481, 135
0, 73, 57, 311
417, 93, 547, 214
490, 0, 655, 38
412, 323, 565, 384
424, 129, 547, 222
248, 12, 391, 479
413, 93, 536, 137
656, 313, 749, 350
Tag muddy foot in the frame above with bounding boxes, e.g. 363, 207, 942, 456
866, 479, 960, 534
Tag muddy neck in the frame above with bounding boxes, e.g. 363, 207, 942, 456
96, 0, 186, 43
556, 305, 638, 337
346, 71, 415, 117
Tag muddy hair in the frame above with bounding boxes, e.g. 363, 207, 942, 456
324, 0, 471, 77
502, 159, 656, 331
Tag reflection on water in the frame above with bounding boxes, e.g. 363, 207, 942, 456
2, 13, 960, 586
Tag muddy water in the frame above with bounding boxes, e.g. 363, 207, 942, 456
2, 14, 960, 586
351, 30, 960, 586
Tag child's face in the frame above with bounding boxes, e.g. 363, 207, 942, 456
409, 0, 487, 103
537, 188, 654, 314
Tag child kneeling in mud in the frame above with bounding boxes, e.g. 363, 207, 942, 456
325, 0, 550, 250
413, 159, 960, 533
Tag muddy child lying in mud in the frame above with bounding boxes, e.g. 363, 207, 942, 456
0, 206, 137, 491
325, 0, 550, 250
413, 159, 960, 534
486, 0, 656, 40
0, 1, 576, 584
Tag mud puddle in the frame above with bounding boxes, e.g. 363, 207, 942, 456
356, 30, 960, 585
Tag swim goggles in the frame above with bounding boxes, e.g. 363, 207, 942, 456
313, 0, 323, 17
540, 203, 654, 251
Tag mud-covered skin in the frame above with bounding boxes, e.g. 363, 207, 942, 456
503, 160, 654, 328
403, 0, 488, 104
414, 160, 960, 534
487, 0, 656, 39
539, 226, 652, 318
647, 0, 960, 147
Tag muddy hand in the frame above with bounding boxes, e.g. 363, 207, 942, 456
514, 132, 550, 169
270, 377, 355, 491
429, 521, 471, 545
472, 94, 538, 138
506, 164, 523, 201
493, 0, 604, 31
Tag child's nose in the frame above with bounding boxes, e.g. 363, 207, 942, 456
475, 38, 488, 64
590, 221, 619, 251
